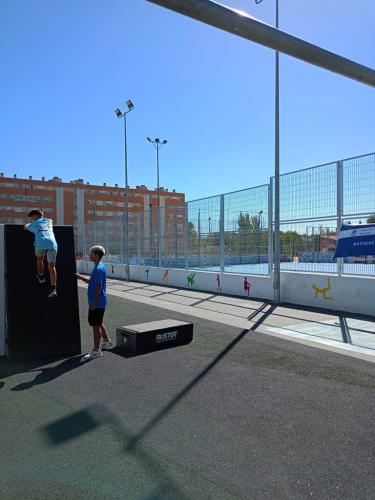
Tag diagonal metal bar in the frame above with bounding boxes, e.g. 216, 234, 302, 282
146, 0, 375, 88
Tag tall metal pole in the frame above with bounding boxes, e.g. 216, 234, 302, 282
115, 101, 134, 278
254, 0, 280, 301
156, 143, 161, 267
147, 137, 167, 266
198, 208, 201, 266
174, 204, 178, 262
274, 0, 280, 303
123, 113, 130, 279
219, 194, 225, 274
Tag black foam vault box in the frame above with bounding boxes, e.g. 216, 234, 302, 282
116, 319, 193, 354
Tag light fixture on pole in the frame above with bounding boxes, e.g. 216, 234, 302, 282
254, 0, 280, 302
114, 99, 134, 280
146, 136, 168, 267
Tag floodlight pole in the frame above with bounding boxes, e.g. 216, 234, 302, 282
256, 0, 280, 301
123, 112, 129, 278
274, 0, 280, 303
147, 137, 168, 267
115, 101, 134, 280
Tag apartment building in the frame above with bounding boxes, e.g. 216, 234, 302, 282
0, 173, 185, 256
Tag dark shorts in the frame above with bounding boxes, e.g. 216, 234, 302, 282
88, 308, 105, 326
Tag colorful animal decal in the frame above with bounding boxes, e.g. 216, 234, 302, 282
243, 277, 251, 296
162, 269, 169, 283
312, 277, 333, 301
216, 274, 221, 292
187, 272, 196, 286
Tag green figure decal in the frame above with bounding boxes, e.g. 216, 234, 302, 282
187, 272, 196, 286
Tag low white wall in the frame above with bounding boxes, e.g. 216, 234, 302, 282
131, 266, 273, 300
281, 272, 375, 316
77, 260, 375, 317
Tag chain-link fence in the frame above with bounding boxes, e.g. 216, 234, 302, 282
77, 151, 375, 277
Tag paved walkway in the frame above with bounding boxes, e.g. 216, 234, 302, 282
2, 285, 375, 499
94, 277, 375, 363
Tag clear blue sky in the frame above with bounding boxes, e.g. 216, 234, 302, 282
1, 0, 374, 201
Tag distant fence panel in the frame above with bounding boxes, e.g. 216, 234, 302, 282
277, 161, 337, 222
76, 152, 375, 278
342, 153, 375, 276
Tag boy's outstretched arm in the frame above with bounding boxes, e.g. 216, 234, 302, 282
74, 273, 90, 284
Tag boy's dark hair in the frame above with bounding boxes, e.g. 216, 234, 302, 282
28, 209, 43, 218
90, 245, 106, 260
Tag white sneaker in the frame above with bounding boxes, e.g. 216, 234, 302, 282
48, 289, 57, 298
36, 274, 45, 284
82, 349, 102, 360
100, 340, 113, 350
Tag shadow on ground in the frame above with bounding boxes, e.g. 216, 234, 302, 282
10, 355, 83, 391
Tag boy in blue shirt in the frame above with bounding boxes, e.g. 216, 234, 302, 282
75, 245, 112, 360
24, 209, 58, 298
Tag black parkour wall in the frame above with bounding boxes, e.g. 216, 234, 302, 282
5, 225, 81, 361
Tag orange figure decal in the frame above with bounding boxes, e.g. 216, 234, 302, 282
162, 269, 169, 283
243, 277, 250, 296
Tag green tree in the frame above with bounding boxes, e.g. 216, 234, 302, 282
237, 212, 261, 232
366, 214, 375, 223
187, 221, 197, 237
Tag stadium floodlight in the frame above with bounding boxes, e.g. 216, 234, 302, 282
114, 99, 135, 280
146, 136, 168, 267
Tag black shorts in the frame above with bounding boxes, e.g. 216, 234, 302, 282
88, 308, 105, 326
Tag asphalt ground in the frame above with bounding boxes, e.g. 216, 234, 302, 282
1, 288, 375, 499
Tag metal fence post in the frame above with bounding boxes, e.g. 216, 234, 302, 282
83, 224, 87, 258
149, 201, 153, 259
220, 194, 224, 274
174, 205, 178, 265
137, 212, 141, 264
105, 221, 109, 256
184, 202, 189, 270
198, 208, 201, 267
121, 213, 125, 264
337, 160, 344, 275
268, 182, 273, 276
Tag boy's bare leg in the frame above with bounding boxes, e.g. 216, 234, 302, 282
100, 324, 109, 342
48, 262, 57, 286
36, 256, 44, 275
93, 326, 101, 350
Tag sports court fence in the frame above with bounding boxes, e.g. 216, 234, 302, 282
78, 151, 375, 277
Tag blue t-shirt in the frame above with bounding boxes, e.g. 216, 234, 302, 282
26, 217, 58, 251
88, 262, 107, 309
